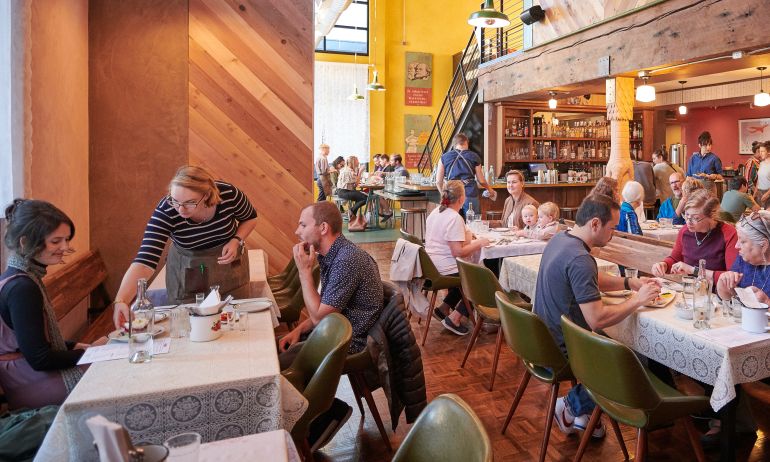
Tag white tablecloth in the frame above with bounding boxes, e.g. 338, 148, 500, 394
499, 254, 619, 304
640, 223, 681, 242
476, 232, 548, 260
604, 294, 770, 411
199, 430, 300, 462
35, 310, 307, 462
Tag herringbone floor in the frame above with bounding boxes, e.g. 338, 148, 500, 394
285, 240, 770, 461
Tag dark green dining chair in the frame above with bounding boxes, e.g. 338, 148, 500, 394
281, 313, 352, 459
391, 394, 492, 462
495, 292, 583, 462
561, 315, 709, 462
457, 259, 531, 391
276, 264, 320, 329
399, 229, 423, 245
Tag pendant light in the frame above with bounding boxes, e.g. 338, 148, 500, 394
755, 67, 770, 107
548, 91, 557, 110
348, 52, 365, 101
678, 80, 688, 115
635, 71, 656, 103
468, 0, 510, 28
367, 0, 386, 91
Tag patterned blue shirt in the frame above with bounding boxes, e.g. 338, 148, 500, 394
617, 202, 643, 235
730, 255, 770, 295
318, 235, 383, 353
687, 151, 723, 177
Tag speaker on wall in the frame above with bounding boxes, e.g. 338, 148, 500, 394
519, 6, 545, 25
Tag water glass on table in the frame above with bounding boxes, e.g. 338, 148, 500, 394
169, 307, 190, 338
625, 268, 638, 279
195, 293, 205, 306
165, 432, 201, 462
681, 276, 696, 309
234, 308, 248, 332
659, 218, 673, 229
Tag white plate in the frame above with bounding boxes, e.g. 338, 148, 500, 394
108, 326, 165, 342
236, 300, 272, 313
645, 291, 676, 308
230, 298, 271, 305
491, 227, 510, 232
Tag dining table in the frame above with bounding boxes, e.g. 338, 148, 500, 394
640, 221, 682, 243
34, 253, 307, 462
198, 429, 300, 462
474, 229, 548, 261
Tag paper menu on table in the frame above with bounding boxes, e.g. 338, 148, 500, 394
77, 338, 172, 365
735, 287, 764, 308
693, 324, 770, 348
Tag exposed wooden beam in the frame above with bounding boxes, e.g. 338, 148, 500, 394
479, 0, 770, 102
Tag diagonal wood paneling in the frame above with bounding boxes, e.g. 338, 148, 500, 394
188, 0, 313, 274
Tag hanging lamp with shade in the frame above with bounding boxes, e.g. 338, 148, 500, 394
468, 0, 510, 28
348, 51, 365, 101
635, 71, 656, 103
548, 91, 557, 110
755, 67, 770, 107
677, 81, 688, 115
367, 0, 386, 91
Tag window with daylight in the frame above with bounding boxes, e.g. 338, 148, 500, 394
316, 1, 368, 55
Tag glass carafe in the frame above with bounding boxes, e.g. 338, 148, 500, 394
129, 278, 155, 363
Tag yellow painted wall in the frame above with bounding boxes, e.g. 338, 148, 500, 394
316, 0, 477, 170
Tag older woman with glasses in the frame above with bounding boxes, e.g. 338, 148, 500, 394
500, 170, 539, 229
651, 189, 737, 281
717, 211, 770, 303
113, 165, 257, 328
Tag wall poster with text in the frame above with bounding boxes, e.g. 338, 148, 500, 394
404, 114, 432, 168
405, 52, 433, 106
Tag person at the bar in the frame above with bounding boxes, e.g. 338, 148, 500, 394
0, 200, 107, 410
686, 131, 723, 182
435, 133, 495, 220
533, 194, 660, 438
657, 171, 686, 225
113, 165, 257, 327
314, 143, 334, 202
651, 189, 737, 281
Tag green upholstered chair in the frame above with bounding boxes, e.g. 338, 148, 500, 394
456, 259, 531, 391
268, 257, 297, 291
560, 315, 709, 462
399, 229, 423, 245
391, 394, 492, 462
496, 292, 579, 462
281, 313, 352, 458
275, 264, 320, 329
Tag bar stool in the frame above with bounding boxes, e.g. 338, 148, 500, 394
560, 207, 578, 221
401, 207, 427, 242
332, 196, 353, 222
485, 211, 502, 222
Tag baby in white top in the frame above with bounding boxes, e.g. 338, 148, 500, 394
515, 202, 560, 240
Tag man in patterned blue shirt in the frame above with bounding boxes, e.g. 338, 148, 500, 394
279, 201, 384, 354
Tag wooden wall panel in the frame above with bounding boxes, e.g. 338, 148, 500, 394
188, 0, 313, 274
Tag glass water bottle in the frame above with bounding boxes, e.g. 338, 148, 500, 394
129, 278, 155, 363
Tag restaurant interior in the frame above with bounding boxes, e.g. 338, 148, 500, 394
2, 0, 770, 461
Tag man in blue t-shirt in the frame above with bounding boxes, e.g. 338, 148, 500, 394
436, 133, 495, 220
657, 171, 686, 225
534, 194, 660, 439
687, 131, 723, 181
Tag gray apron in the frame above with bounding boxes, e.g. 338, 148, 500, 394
165, 242, 250, 304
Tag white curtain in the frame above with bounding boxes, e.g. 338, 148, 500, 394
314, 61, 370, 164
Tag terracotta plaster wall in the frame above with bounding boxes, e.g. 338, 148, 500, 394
89, 0, 189, 294
25, 0, 89, 274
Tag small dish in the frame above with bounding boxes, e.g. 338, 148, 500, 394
645, 291, 676, 308
603, 290, 632, 297
109, 326, 165, 342
492, 228, 510, 232
674, 302, 693, 319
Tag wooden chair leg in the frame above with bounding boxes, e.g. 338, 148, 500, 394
421, 292, 437, 346
460, 290, 476, 326
502, 371, 531, 434
488, 328, 504, 391
609, 418, 629, 460
682, 417, 707, 462
635, 428, 647, 462
574, 407, 601, 462
346, 374, 366, 417
539, 382, 560, 462
353, 372, 393, 451
460, 315, 484, 368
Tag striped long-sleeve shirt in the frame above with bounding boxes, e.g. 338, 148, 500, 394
133, 181, 257, 270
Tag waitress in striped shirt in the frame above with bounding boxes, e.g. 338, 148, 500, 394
112, 166, 258, 328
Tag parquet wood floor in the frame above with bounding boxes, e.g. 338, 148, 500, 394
284, 241, 770, 461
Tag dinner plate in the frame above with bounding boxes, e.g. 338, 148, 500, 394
108, 326, 165, 342
645, 291, 676, 308
492, 227, 510, 232
230, 297, 271, 305
236, 300, 272, 313
603, 290, 632, 297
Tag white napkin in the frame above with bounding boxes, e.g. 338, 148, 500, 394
86, 415, 133, 462
735, 287, 765, 308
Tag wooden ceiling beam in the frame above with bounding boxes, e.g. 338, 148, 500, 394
478, 0, 770, 102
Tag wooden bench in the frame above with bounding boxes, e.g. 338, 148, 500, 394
44, 250, 111, 326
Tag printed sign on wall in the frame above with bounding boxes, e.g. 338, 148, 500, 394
404, 114, 432, 168
405, 52, 433, 106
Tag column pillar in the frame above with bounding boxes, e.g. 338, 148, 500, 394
605, 77, 634, 193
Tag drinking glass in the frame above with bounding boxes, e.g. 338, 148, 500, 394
692, 279, 713, 329
625, 268, 638, 279
480, 221, 490, 233
169, 306, 190, 338
659, 218, 673, 229
235, 309, 248, 332
730, 297, 743, 323
681, 276, 696, 311
195, 293, 205, 306
164, 432, 201, 462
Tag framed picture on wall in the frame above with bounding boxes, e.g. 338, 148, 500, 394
738, 118, 770, 154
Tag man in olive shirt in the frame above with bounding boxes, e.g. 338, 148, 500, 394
720, 176, 759, 223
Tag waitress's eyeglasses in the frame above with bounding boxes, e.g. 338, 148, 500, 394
167, 196, 204, 210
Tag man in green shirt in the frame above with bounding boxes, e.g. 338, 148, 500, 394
720, 176, 759, 223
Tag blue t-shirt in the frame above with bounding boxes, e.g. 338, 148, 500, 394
617, 202, 643, 235
440, 149, 481, 198
533, 232, 601, 352
687, 152, 723, 177
730, 255, 770, 295
657, 197, 685, 225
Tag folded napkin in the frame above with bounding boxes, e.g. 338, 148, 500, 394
86, 415, 134, 462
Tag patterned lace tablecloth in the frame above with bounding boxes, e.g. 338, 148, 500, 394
35, 310, 307, 462
477, 234, 547, 260
198, 429, 300, 462
640, 223, 681, 243
499, 254, 619, 304
604, 294, 770, 411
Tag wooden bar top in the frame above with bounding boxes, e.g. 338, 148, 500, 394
401, 181, 596, 191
